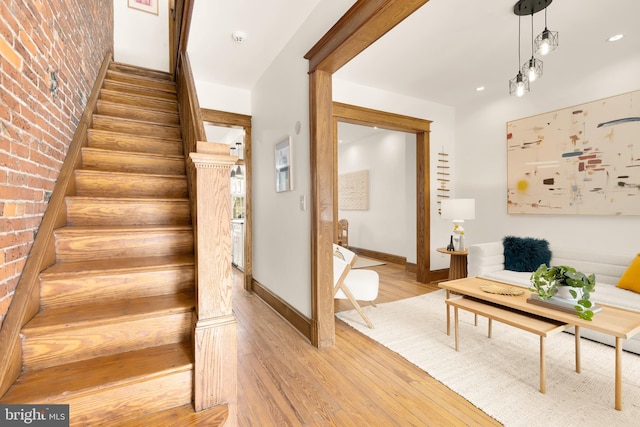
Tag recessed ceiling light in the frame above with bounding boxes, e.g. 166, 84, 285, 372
476, 86, 485, 92
231, 31, 247, 43
607, 34, 624, 42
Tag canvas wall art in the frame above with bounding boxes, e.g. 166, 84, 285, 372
507, 89, 640, 215
339, 170, 369, 210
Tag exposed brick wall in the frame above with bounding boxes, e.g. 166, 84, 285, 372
0, 0, 113, 326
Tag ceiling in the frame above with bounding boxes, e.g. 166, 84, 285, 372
188, 0, 640, 114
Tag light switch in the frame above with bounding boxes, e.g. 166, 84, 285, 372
299, 195, 306, 211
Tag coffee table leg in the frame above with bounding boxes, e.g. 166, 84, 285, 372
454, 307, 459, 351
446, 290, 451, 336
615, 337, 622, 410
487, 318, 492, 338
575, 326, 581, 373
540, 336, 546, 394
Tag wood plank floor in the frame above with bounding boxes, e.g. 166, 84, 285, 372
235, 261, 502, 426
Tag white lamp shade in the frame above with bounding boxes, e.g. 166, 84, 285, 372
441, 199, 475, 221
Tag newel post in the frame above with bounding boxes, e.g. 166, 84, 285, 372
188, 141, 238, 423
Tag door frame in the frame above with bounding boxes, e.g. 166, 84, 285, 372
305, 0, 431, 347
332, 102, 431, 278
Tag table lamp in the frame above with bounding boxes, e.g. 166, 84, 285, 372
441, 199, 475, 251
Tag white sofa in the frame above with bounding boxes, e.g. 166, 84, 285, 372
467, 241, 640, 354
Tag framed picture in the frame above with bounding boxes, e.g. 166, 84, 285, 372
275, 136, 293, 192
128, 0, 158, 15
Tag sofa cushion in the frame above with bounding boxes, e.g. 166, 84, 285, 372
503, 236, 552, 272
617, 253, 640, 293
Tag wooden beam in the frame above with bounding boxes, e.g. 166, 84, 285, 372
309, 69, 335, 348
202, 109, 251, 128
304, 0, 430, 73
416, 131, 430, 282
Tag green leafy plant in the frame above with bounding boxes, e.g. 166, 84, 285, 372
529, 264, 596, 321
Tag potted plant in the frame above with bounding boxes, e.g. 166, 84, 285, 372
529, 264, 596, 320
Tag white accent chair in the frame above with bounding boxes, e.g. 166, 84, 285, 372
333, 244, 379, 328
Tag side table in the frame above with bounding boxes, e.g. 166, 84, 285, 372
436, 247, 468, 280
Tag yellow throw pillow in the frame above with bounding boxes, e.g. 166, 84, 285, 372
617, 254, 640, 293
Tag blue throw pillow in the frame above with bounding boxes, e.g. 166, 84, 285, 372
503, 236, 552, 272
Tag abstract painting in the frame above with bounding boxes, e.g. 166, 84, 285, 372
507, 89, 640, 215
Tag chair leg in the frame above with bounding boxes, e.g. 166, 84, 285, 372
370, 300, 377, 307
338, 283, 375, 328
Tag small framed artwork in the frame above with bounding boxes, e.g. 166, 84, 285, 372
275, 136, 293, 192
128, 0, 158, 15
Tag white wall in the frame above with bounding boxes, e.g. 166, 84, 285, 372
338, 131, 414, 260
456, 55, 640, 257
250, 1, 351, 317
195, 80, 251, 115
332, 79, 456, 269
114, 0, 169, 72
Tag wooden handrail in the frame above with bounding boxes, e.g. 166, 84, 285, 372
0, 52, 113, 398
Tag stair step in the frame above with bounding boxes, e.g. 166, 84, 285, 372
74, 169, 188, 198
109, 61, 174, 82
96, 99, 180, 125
81, 147, 185, 175
40, 255, 195, 309
66, 196, 191, 227
54, 225, 194, 262
105, 68, 176, 92
21, 293, 194, 371
87, 129, 183, 156
92, 115, 182, 139
99, 89, 178, 113
0, 342, 193, 425
117, 403, 229, 427
102, 79, 176, 100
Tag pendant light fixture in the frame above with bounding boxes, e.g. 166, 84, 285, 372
522, 12, 543, 82
535, 5, 558, 55
509, 14, 529, 97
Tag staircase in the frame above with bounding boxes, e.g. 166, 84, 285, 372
0, 63, 227, 425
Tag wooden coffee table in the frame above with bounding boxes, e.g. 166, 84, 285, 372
439, 277, 640, 411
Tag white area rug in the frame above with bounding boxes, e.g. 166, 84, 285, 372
352, 256, 385, 269
336, 290, 640, 427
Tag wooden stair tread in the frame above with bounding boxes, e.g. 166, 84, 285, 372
23, 292, 195, 333
96, 99, 180, 125
109, 62, 174, 81
99, 88, 178, 106
117, 403, 228, 427
41, 254, 194, 278
55, 224, 193, 234
92, 114, 181, 130
82, 146, 184, 162
87, 128, 182, 144
75, 168, 186, 179
103, 79, 177, 97
0, 342, 191, 404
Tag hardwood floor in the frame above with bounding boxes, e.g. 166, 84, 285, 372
235, 261, 502, 426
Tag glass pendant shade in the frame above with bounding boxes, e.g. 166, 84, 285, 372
522, 56, 543, 81
509, 71, 529, 97
535, 27, 558, 55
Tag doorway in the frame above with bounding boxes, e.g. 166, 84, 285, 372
202, 109, 253, 291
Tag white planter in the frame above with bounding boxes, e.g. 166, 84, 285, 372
555, 286, 581, 301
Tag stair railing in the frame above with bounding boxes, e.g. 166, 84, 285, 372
176, 51, 238, 421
